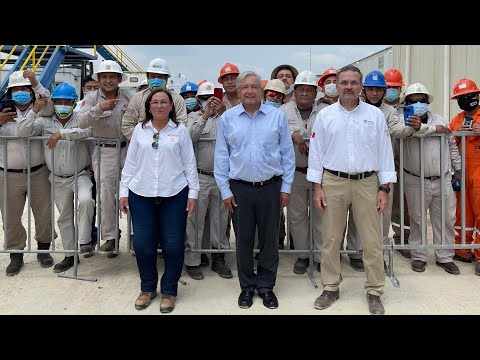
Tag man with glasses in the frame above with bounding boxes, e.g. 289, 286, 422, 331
401, 83, 460, 275
307, 65, 395, 315
185, 82, 232, 280
215, 71, 295, 310
449, 78, 480, 275
280, 70, 322, 275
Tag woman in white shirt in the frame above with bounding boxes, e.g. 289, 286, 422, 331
120, 89, 199, 313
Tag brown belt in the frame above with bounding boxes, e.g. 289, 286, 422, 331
295, 167, 308, 174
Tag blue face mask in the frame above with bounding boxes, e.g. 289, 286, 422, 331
184, 98, 198, 111
12, 91, 32, 105
264, 100, 281, 108
148, 78, 166, 90
412, 101, 429, 116
54, 104, 73, 119
284, 86, 294, 96
385, 88, 400, 102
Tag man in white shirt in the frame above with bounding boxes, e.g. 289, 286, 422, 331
307, 65, 396, 315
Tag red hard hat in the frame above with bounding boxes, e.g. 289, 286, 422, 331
218, 63, 240, 84
261, 79, 268, 90
451, 78, 480, 99
384, 68, 405, 87
317, 67, 338, 88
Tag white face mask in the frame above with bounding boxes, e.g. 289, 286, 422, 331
324, 83, 338, 98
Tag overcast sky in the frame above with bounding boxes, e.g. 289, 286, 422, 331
117, 45, 390, 86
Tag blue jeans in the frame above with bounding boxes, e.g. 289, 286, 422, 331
129, 187, 188, 296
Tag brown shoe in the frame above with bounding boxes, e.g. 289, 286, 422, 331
160, 294, 176, 313
135, 291, 157, 310
314, 290, 339, 310
366, 293, 385, 315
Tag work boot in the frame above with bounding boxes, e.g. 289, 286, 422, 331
37, 242, 54, 268
349, 258, 365, 272
186, 265, 204, 280
200, 253, 209, 266
100, 239, 118, 258
314, 290, 339, 310
80, 242, 95, 258
293, 258, 309, 274
366, 293, 385, 315
211, 253, 233, 279
53, 256, 76, 273
6, 253, 24, 276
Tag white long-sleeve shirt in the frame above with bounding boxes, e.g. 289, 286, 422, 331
120, 119, 199, 199
307, 100, 396, 185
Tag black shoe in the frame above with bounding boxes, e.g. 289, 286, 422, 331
293, 258, 309, 274
349, 258, 365, 272
366, 293, 385, 315
411, 260, 426, 272
200, 253, 209, 266
397, 249, 412, 258
37, 242, 54, 268
100, 239, 118, 258
258, 290, 278, 309
314, 289, 339, 310
80, 242, 95, 258
476, 263, 480, 276
211, 254, 233, 279
453, 254, 473, 263
238, 290, 254, 309
53, 256, 76, 273
6, 253, 24, 276
186, 265, 204, 280
278, 237, 285, 250
436, 261, 460, 275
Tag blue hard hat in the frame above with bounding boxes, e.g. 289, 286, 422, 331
180, 82, 198, 94
363, 70, 386, 88
52, 82, 78, 100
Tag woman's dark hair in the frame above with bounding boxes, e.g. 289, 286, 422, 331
141, 88, 178, 128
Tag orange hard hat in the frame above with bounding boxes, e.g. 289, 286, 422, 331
384, 68, 405, 87
451, 78, 480, 99
198, 80, 207, 87
261, 79, 268, 90
218, 63, 240, 84
317, 67, 339, 88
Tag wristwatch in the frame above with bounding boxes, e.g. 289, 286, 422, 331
378, 185, 390, 194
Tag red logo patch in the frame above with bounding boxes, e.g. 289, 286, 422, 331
311, 132, 315, 138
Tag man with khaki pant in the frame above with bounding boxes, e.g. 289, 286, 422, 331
78, 60, 131, 257
307, 65, 396, 315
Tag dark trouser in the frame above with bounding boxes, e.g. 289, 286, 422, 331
129, 187, 188, 296
230, 179, 281, 293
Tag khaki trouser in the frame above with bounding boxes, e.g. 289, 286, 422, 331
0, 165, 54, 250
404, 172, 456, 262
320, 171, 385, 296
288, 170, 322, 262
51, 171, 95, 256
185, 174, 229, 266
346, 184, 393, 250
91, 146, 127, 241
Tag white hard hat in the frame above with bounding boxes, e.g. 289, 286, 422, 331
265, 79, 286, 94
400, 82, 434, 104
146, 58, 171, 76
6, 70, 31, 89
294, 70, 318, 89
92, 60, 127, 82
197, 82, 215, 96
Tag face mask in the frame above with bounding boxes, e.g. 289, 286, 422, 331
201, 101, 207, 110
54, 104, 73, 119
458, 96, 479, 112
264, 100, 281, 108
148, 78, 166, 90
83, 90, 93, 96
284, 86, 294, 96
385, 88, 400, 102
324, 83, 338, 98
12, 91, 32, 105
412, 102, 429, 116
184, 98, 198, 111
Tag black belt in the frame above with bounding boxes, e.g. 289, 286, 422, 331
97, 141, 127, 148
0, 163, 45, 174
231, 175, 281, 186
197, 168, 215, 177
56, 167, 89, 178
295, 167, 308, 174
403, 168, 441, 181
325, 168, 375, 180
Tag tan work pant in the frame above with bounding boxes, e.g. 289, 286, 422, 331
0, 165, 54, 250
91, 146, 127, 241
51, 171, 95, 256
320, 171, 385, 296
